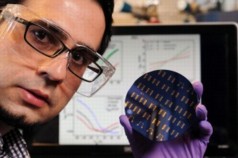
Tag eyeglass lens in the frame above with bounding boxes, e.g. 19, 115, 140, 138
25, 23, 102, 81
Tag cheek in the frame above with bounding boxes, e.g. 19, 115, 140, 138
67, 71, 82, 91
47, 75, 81, 118
57, 71, 82, 100
0, 45, 22, 88
0, 23, 25, 47
65, 66, 86, 91
0, 27, 39, 67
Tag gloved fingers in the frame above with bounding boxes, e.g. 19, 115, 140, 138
192, 81, 203, 100
199, 120, 213, 143
119, 115, 133, 136
195, 104, 213, 143
196, 104, 207, 121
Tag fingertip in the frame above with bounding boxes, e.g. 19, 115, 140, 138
119, 115, 127, 127
199, 120, 213, 142
200, 121, 213, 134
119, 115, 133, 134
196, 104, 208, 120
192, 81, 203, 98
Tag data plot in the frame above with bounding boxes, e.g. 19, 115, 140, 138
139, 35, 200, 81
60, 95, 127, 145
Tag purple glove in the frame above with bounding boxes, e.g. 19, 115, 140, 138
120, 81, 213, 158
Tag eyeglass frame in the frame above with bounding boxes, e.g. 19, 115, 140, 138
0, 7, 115, 83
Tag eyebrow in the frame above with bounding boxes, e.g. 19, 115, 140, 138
31, 19, 69, 41
31, 19, 97, 52
76, 42, 97, 52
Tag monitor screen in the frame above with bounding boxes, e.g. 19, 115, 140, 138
29, 23, 238, 157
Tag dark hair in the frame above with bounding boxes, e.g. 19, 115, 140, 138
97, 0, 114, 55
0, 0, 114, 55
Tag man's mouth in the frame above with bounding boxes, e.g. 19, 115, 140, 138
19, 87, 50, 108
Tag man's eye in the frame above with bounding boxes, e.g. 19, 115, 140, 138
31, 29, 60, 45
33, 30, 49, 43
71, 47, 95, 66
72, 51, 85, 65
28, 25, 59, 46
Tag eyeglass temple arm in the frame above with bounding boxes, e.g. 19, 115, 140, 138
88, 65, 102, 74
1, 10, 28, 25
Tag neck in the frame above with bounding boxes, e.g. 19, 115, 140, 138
0, 120, 13, 135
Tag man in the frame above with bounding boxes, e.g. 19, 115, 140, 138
0, 0, 212, 157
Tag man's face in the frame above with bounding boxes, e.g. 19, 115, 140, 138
0, 0, 105, 127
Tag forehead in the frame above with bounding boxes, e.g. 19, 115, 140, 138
22, 0, 105, 50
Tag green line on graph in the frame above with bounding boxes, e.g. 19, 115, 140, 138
106, 48, 118, 60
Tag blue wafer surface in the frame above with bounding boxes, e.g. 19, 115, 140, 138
125, 70, 198, 142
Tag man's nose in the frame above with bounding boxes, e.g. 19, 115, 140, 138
36, 53, 69, 83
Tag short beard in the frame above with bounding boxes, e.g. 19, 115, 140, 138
0, 106, 40, 130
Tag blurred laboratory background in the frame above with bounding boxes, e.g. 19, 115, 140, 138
113, 0, 238, 25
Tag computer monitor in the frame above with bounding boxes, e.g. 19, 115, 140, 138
29, 23, 238, 157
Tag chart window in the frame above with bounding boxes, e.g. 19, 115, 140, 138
59, 34, 201, 145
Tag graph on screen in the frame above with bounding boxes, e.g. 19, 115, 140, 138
59, 34, 201, 145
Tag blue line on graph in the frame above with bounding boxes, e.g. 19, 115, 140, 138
76, 98, 119, 134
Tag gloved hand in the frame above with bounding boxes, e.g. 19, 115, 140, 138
120, 81, 213, 158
